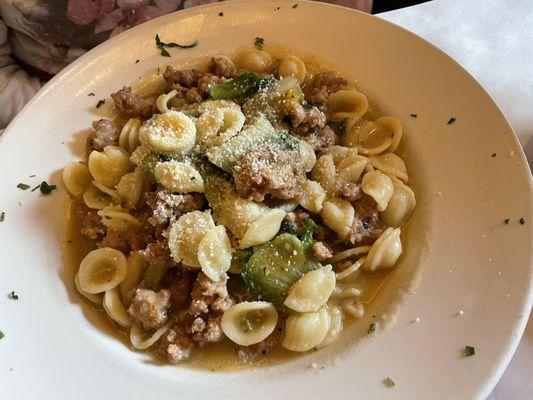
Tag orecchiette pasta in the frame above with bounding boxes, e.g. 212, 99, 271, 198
297, 179, 326, 214
120, 252, 148, 306
363, 227, 402, 271
329, 145, 358, 165
156, 89, 179, 113
311, 154, 336, 193
130, 321, 172, 350
327, 89, 368, 121
317, 305, 344, 348
168, 210, 216, 268
221, 301, 278, 346
298, 139, 316, 172
139, 111, 196, 153
347, 116, 403, 155
98, 206, 142, 232
78, 247, 127, 294
278, 55, 307, 82
239, 209, 286, 249
341, 299, 365, 319
154, 160, 204, 193
336, 154, 369, 184
63, 162, 92, 198
196, 101, 245, 147
116, 168, 144, 209
370, 153, 408, 182
82, 183, 116, 210
361, 170, 394, 211
75, 272, 102, 304
118, 118, 142, 153
381, 178, 416, 227
237, 49, 272, 73
321, 198, 355, 239
281, 306, 331, 352
88, 145, 132, 188
103, 287, 131, 328
197, 225, 232, 282
284, 265, 336, 313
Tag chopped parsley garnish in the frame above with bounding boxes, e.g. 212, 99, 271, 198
17, 183, 30, 190
254, 37, 264, 50
8, 291, 19, 300
0, 331, 4, 340
135, 59, 140, 64
31, 184, 40, 192
410, 113, 417, 118
292, 3, 299, 8
368, 322, 377, 333
519, 217, 526, 225
96, 99, 105, 108
155, 34, 198, 57
464, 345, 475, 357
384, 377, 395, 387
0, 212, 5, 222
280, 221, 298, 234
88, 92, 95, 96
447, 117, 456, 125
218, 11, 224, 16
301, 100, 313, 110
39, 181, 57, 195
491, 153, 497, 157
504, 218, 510, 224
29, 174, 36, 178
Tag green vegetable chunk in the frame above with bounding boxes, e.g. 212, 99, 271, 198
242, 233, 320, 310
210, 72, 271, 102
300, 217, 319, 250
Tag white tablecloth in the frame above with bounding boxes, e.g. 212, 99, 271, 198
378, 1, 532, 398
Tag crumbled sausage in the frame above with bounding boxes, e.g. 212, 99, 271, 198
297, 125, 337, 153
160, 268, 195, 311
233, 145, 306, 202
163, 66, 204, 88
99, 225, 152, 254
311, 241, 332, 261
190, 315, 224, 344
80, 209, 106, 240
307, 71, 347, 107
89, 119, 118, 151
339, 181, 361, 201
128, 288, 171, 330
111, 86, 153, 118
209, 56, 235, 78
185, 87, 202, 104
188, 272, 232, 316
284, 102, 327, 134
197, 73, 227, 97
283, 209, 310, 235
156, 324, 195, 364
146, 191, 205, 227
236, 331, 279, 362
347, 196, 384, 244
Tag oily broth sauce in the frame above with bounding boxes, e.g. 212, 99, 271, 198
64, 48, 394, 371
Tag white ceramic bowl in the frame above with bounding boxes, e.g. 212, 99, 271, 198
0, 1, 531, 399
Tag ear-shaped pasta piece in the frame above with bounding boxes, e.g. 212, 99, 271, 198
154, 160, 204, 193
120, 252, 148, 306
75, 272, 102, 304
327, 89, 368, 122
78, 247, 128, 294
239, 209, 286, 249
130, 321, 172, 350
221, 301, 278, 346
311, 154, 336, 194
317, 305, 344, 348
370, 153, 408, 182
320, 198, 355, 239
139, 111, 196, 154
278, 55, 307, 82
118, 118, 142, 153
198, 225, 233, 282
237, 49, 272, 73
336, 155, 369, 184
284, 265, 336, 313
98, 206, 142, 232
329, 145, 358, 165
376, 116, 402, 152
341, 299, 365, 318
63, 162, 92, 198
382, 179, 416, 227
88, 146, 133, 188
168, 210, 216, 268
103, 287, 131, 328
281, 306, 330, 352
298, 139, 316, 172
116, 168, 144, 209
361, 170, 394, 211
156, 90, 179, 114
83, 183, 116, 209
364, 227, 402, 271
297, 179, 326, 214
196, 102, 245, 147
350, 117, 403, 155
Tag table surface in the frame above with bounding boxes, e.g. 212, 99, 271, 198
378, 0, 532, 399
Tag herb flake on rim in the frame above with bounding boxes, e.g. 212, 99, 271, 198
0, 331, 4, 340
292, 3, 299, 8
96, 99, 105, 108
31, 184, 40, 192
254, 37, 264, 50
39, 181, 57, 195
8, 291, 19, 300
155, 34, 198, 57
447, 117, 456, 125
88, 92, 95, 96
504, 218, 510, 224
491, 153, 497, 157
218, 11, 224, 16
384, 377, 395, 387
17, 183, 30, 190
368, 322, 377, 333
519, 217, 526, 225
160, 47, 171, 57
464, 345, 475, 357
410, 113, 417, 118
135, 59, 140, 64
0, 212, 5, 222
